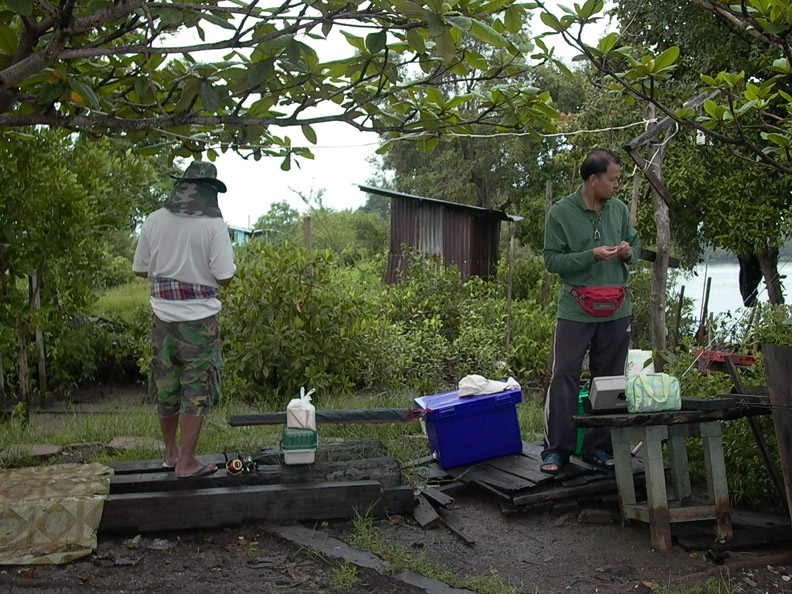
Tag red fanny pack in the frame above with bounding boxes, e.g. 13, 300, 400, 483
568, 286, 625, 317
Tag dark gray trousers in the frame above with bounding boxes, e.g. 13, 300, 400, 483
542, 317, 631, 461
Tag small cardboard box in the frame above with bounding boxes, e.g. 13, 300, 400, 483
281, 427, 317, 465
414, 388, 522, 469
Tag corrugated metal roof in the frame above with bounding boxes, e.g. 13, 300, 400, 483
357, 185, 523, 222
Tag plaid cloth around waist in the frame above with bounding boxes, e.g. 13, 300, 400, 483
151, 277, 219, 300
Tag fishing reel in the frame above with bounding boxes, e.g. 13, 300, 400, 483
224, 452, 257, 475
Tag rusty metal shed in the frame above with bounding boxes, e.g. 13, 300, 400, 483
358, 185, 522, 283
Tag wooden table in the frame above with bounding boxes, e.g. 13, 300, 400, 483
574, 406, 766, 552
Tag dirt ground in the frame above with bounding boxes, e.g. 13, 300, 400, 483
2, 386, 791, 594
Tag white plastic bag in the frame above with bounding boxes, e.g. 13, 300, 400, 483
458, 375, 521, 398
286, 387, 316, 430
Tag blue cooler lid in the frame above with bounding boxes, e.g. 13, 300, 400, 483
415, 388, 521, 421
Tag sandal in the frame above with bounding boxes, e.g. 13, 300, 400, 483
540, 452, 564, 475
583, 449, 615, 471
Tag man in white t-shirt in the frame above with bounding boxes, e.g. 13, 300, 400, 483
133, 161, 236, 479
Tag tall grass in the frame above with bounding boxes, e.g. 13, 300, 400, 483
91, 277, 149, 321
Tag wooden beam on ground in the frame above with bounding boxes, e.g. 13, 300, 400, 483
99, 481, 409, 534
110, 456, 403, 493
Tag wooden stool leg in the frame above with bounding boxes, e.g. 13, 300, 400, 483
611, 427, 635, 525
667, 425, 692, 500
699, 421, 732, 542
643, 425, 672, 552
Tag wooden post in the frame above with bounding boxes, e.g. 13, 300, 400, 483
673, 286, 684, 350
696, 277, 712, 346
303, 216, 311, 251
759, 343, 792, 525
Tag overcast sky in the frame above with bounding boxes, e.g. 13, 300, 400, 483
211, 2, 614, 229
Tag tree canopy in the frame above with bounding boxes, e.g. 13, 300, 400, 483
534, 0, 792, 176
0, 0, 560, 167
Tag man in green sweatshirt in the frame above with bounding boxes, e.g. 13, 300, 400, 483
540, 148, 640, 474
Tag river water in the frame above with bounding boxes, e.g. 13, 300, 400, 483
671, 261, 763, 317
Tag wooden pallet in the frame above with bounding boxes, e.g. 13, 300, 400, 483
100, 439, 414, 534
417, 441, 645, 511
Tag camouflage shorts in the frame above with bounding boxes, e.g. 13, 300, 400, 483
149, 314, 222, 418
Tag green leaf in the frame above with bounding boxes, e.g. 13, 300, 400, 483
702, 99, 721, 119
248, 59, 274, 86
37, 83, 65, 105
653, 46, 679, 71
134, 77, 150, 99
281, 154, 292, 171
199, 12, 237, 30
434, 29, 455, 61
540, 12, 563, 32
340, 30, 366, 52
504, 6, 523, 34
416, 136, 438, 152
0, 23, 17, 54
3, 0, 32, 16
468, 19, 509, 48
427, 13, 446, 37
446, 16, 472, 31
68, 79, 100, 109
366, 30, 387, 54
158, 8, 183, 26
301, 124, 317, 144
199, 82, 221, 112
394, 1, 425, 16
406, 29, 426, 53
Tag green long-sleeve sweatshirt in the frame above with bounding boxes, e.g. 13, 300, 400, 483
543, 185, 640, 322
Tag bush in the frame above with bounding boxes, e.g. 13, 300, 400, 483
222, 243, 372, 406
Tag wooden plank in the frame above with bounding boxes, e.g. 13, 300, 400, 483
757, 343, 792, 524
436, 507, 475, 546
413, 494, 441, 528
574, 406, 768, 429
99, 481, 388, 534
512, 478, 618, 507
484, 454, 545, 485
420, 486, 454, 507
380, 486, 416, 516
108, 439, 387, 475
446, 464, 533, 492
110, 456, 403, 493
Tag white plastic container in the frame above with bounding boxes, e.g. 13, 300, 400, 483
286, 387, 316, 430
281, 427, 317, 465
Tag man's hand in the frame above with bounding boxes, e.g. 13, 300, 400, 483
617, 241, 631, 261
593, 246, 619, 261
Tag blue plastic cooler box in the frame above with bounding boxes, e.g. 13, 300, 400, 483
414, 388, 523, 469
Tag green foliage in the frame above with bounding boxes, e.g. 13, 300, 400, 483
222, 243, 369, 404
0, 2, 559, 160
0, 130, 167, 396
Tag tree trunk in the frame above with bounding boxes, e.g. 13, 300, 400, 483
756, 247, 784, 304
645, 103, 670, 363
16, 318, 29, 403
31, 270, 47, 400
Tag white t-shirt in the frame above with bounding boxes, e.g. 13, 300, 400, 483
133, 208, 236, 322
